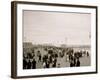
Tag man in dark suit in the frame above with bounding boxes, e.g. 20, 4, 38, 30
32, 58, 36, 69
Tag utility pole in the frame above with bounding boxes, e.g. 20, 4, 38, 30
89, 32, 91, 39
65, 37, 68, 46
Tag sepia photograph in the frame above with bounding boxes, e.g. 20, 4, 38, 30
23, 10, 91, 69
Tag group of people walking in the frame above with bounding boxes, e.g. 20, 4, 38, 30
23, 46, 89, 69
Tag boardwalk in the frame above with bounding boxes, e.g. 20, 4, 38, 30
23, 47, 91, 69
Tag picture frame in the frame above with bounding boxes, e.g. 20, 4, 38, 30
11, 1, 98, 78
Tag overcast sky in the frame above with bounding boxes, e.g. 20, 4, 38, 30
23, 10, 91, 46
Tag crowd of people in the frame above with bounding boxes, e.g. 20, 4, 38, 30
23, 46, 90, 69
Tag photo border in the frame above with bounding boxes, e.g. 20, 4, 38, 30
11, 1, 98, 79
